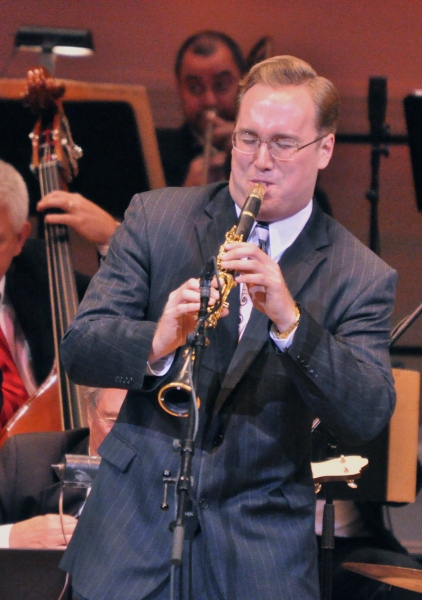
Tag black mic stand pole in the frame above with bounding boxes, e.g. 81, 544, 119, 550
170, 331, 207, 564
317, 430, 339, 600
366, 140, 386, 256
366, 76, 390, 257
170, 261, 214, 599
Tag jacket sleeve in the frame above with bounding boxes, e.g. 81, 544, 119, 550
287, 261, 397, 445
60, 193, 160, 390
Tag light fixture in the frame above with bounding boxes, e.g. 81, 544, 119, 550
14, 26, 94, 73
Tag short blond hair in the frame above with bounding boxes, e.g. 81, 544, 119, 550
236, 55, 341, 134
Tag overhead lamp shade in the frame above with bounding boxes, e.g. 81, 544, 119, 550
14, 26, 94, 57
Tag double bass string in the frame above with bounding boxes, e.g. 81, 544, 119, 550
39, 155, 84, 429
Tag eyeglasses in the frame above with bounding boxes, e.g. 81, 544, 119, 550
95, 406, 117, 427
232, 131, 326, 162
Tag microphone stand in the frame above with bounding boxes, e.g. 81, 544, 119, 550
169, 260, 215, 599
313, 419, 338, 600
366, 76, 390, 256
366, 130, 390, 256
319, 435, 339, 600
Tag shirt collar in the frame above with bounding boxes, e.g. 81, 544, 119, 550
0, 276, 5, 307
235, 199, 313, 261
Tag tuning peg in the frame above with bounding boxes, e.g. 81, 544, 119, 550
71, 144, 83, 159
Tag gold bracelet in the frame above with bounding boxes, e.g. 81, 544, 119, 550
272, 304, 301, 339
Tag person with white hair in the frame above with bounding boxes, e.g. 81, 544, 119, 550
0, 159, 118, 425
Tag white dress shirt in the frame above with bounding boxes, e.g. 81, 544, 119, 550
236, 198, 313, 350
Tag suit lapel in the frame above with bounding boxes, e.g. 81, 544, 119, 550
212, 205, 330, 414
280, 205, 329, 297
194, 184, 237, 265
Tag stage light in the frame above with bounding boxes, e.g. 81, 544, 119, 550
14, 26, 94, 73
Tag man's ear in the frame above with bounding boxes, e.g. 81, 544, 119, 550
14, 220, 32, 257
318, 133, 335, 170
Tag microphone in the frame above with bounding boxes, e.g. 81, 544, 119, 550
368, 76, 387, 143
198, 257, 215, 319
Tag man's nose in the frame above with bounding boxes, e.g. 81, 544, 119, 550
253, 141, 274, 169
201, 87, 218, 108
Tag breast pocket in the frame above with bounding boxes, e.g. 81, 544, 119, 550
98, 431, 137, 473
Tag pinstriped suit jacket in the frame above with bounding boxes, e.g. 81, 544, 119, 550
60, 183, 397, 600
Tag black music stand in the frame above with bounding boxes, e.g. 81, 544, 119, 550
0, 77, 166, 225
404, 94, 422, 212
0, 98, 149, 221
0, 549, 69, 600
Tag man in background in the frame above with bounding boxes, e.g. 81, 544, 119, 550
156, 30, 246, 187
0, 386, 126, 549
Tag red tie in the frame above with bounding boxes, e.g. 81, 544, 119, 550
0, 326, 29, 427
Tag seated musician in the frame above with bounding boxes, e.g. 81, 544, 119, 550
0, 159, 118, 425
0, 386, 126, 549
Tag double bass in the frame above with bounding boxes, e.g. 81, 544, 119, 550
0, 69, 87, 447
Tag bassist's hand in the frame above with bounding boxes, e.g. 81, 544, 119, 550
37, 191, 119, 246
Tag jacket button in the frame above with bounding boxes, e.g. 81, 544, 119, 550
199, 498, 209, 509
213, 433, 224, 447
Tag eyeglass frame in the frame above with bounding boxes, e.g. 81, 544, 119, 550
231, 131, 327, 162
94, 405, 118, 426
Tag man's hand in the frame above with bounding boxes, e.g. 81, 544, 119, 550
9, 514, 78, 549
149, 277, 226, 363
220, 242, 298, 333
37, 191, 118, 246
209, 113, 235, 152
183, 111, 235, 187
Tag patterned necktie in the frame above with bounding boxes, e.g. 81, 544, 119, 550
0, 326, 29, 427
238, 222, 269, 339
255, 221, 269, 253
